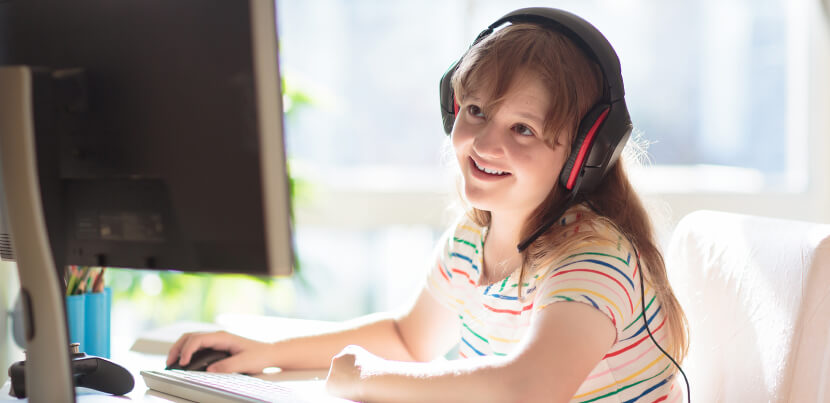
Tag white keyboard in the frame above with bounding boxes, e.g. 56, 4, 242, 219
141, 370, 351, 403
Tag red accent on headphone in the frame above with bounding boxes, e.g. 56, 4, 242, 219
565, 108, 610, 190
453, 96, 460, 116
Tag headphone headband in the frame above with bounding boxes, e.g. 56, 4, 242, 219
486, 8, 625, 102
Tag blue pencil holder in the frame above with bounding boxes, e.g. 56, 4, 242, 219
85, 287, 112, 358
65, 287, 112, 358
65, 294, 86, 347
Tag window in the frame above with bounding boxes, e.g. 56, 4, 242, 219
277, 0, 828, 319
104, 0, 828, 338
280, 0, 817, 188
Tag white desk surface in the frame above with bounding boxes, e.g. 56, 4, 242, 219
1, 316, 350, 402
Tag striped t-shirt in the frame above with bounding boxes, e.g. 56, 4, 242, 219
425, 206, 683, 403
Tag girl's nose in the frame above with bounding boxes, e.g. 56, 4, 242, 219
472, 124, 506, 159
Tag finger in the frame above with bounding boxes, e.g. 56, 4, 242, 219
178, 331, 239, 366
209, 341, 275, 374
178, 333, 218, 366
325, 362, 357, 400
205, 357, 233, 374
324, 373, 338, 395
166, 332, 195, 366
325, 364, 342, 395
206, 352, 256, 374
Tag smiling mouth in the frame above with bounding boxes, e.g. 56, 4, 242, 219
471, 157, 510, 176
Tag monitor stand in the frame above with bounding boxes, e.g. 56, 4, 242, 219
0, 66, 75, 401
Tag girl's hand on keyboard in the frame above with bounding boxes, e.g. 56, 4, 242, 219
166, 331, 277, 374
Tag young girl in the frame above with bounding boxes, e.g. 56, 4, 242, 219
167, 8, 688, 403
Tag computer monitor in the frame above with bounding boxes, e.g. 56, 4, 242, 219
0, 0, 293, 400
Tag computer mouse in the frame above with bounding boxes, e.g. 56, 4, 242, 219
166, 348, 232, 371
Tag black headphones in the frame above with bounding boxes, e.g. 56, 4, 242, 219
439, 7, 633, 196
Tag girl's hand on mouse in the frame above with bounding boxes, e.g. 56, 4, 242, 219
166, 331, 276, 374
326, 345, 381, 401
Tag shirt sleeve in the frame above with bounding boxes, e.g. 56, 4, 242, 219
531, 235, 639, 339
424, 218, 468, 314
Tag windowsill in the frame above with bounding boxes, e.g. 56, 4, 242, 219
291, 164, 829, 229
630, 164, 806, 194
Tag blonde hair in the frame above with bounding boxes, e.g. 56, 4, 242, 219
450, 23, 688, 365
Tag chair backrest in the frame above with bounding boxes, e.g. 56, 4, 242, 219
666, 210, 830, 402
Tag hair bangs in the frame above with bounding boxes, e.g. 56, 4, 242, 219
450, 23, 603, 149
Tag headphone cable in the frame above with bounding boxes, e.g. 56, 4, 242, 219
581, 200, 690, 402
628, 238, 691, 403
518, 196, 691, 401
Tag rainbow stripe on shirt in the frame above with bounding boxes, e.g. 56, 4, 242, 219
425, 207, 683, 403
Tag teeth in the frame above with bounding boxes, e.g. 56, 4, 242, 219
474, 160, 507, 176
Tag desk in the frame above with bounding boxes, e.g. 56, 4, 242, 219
1, 316, 348, 402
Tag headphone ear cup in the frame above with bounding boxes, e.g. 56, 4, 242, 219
439, 62, 459, 135
559, 104, 611, 191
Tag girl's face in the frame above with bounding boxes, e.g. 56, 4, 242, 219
452, 72, 568, 219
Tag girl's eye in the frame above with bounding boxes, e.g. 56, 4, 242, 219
467, 105, 484, 118
513, 123, 535, 137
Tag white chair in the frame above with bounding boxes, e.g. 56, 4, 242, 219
666, 210, 830, 402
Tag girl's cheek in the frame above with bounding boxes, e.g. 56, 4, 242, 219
451, 125, 473, 147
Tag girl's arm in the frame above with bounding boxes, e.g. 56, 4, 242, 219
326, 301, 616, 403
166, 286, 460, 373
266, 285, 460, 370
